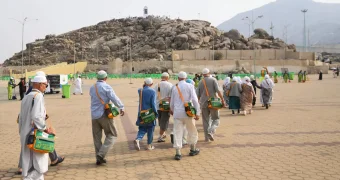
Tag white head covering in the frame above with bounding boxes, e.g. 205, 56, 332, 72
243, 76, 252, 86
261, 75, 275, 89
144, 78, 153, 85
237, 77, 242, 84
32, 75, 47, 83
224, 77, 231, 86
35, 71, 46, 76
232, 77, 238, 82
161, 72, 169, 77
202, 68, 210, 75
97, 70, 108, 79
178, 71, 187, 78
250, 75, 255, 81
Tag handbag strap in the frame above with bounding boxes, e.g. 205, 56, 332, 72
94, 84, 105, 105
139, 88, 143, 111
175, 84, 185, 103
230, 82, 236, 90
202, 79, 210, 97
157, 83, 161, 101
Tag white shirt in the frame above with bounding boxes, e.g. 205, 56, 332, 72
170, 80, 201, 119
154, 80, 173, 109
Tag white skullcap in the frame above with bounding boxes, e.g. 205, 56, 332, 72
265, 74, 270, 79
144, 78, 153, 85
178, 71, 187, 78
244, 76, 250, 82
35, 71, 46, 76
202, 68, 210, 74
232, 77, 238, 82
250, 75, 255, 80
32, 75, 47, 83
209, 75, 213, 77
161, 72, 169, 77
97, 70, 108, 79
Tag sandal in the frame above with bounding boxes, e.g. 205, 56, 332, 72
50, 156, 65, 166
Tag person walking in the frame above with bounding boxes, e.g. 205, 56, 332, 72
134, 78, 158, 151
17, 78, 26, 100
223, 77, 231, 106
240, 77, 256, 116
260, 75, 275, 109
73, 75, 83, 95
8, 77, 16, 100
250, 75, 261, 107
226, 77, 242, 115
153, 72, 173, 142
18, 75, 54, 179
197, 68, 226, 142
170, 71, 200, 160
89, 70, 125, 165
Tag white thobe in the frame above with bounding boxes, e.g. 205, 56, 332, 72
154, 80, 173, 110
170, 80, 201, 149
73, 78, 83, 94
19, 89, 48, 179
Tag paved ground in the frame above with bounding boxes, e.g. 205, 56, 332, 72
0, 74, 340, 180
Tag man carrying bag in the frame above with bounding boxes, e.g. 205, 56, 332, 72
197, 68, 226, 142
134, 78, 158, 151
89, 70, 125, 165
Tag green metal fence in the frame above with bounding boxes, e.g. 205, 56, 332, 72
1, 72, 295, 81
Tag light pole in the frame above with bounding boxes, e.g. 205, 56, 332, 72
301, 9, 308, 52
129, 37, 133, 84
9, 17, 38, 77
270, 22, 274, 37
242, 18, 252, 37
242, 11, 263, 36
73, 43, 76, 75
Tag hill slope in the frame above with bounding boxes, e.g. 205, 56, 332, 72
4, 16, 294, 66
217, 0, 340, 46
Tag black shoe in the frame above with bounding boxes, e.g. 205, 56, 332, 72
265, 104, 269, 109
232, 110, 235, 114
96, 160, 102, 166
96, 155, 106, 164
174, 154, 182, 160
170, 134, 174, 144
189, 149, 200, 156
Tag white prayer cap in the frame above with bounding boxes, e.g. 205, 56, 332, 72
144, 78, 153, 85
78, 75, 81, 77
35, 71, 46, 76
97, 70, 107, 79
265, 74, 270, 79
32, 75, 47, 83
10, 77, 14, 79
244, 76, 250, 82
178, 71, 187, 78
232, 77, 238, 82
250, 75, 255, 80
202, 68, 210, 75
161, 72, 169, 77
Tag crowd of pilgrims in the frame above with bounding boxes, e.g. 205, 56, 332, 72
193, 72, 275, 115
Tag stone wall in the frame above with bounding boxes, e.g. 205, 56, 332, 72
172, 59, 312, 74
173, 49, 315, 61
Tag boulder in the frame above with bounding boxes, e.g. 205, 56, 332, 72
224, 29, 241, 41
253, 29, 270, 39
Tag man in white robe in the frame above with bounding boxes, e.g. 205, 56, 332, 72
73, 75, 83, 95
19, 75, 54, 180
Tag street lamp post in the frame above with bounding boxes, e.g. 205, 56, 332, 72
242, 12, 263, 36
9, 17, 38, 77
301, 9, 308, 52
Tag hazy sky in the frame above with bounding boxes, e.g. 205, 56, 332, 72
0, 0, 339, 63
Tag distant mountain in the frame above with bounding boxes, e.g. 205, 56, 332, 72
217, 0, 340, 46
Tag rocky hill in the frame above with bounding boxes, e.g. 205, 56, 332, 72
218, 0, 340, 46
4, 16, 295, 66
